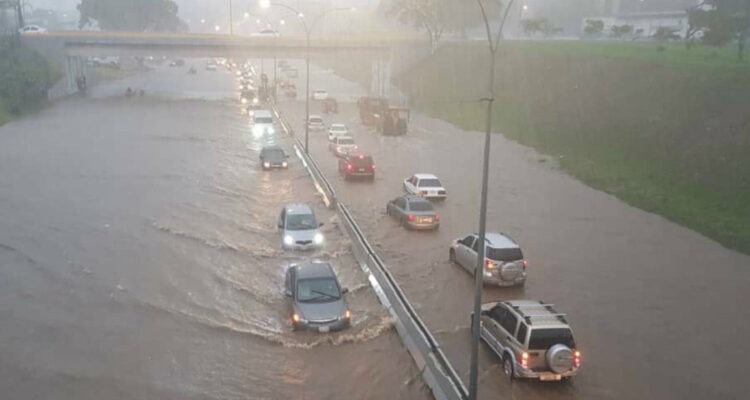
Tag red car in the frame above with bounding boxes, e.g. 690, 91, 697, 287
338, 152, 375, 181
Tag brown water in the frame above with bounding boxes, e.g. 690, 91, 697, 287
0, 64, 428, 400
277, 60, 750, 400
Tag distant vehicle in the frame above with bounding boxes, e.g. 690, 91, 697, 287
473, 300, 581, 381
306, 115, 325, 131
322, 98, 338, 114
19, 25, 47, 34
91, 56, 120, 68
251, 29, 280, 38
284, 261, 351, 333
449, 232, 527, 287
241, 89, 258, 105
312, 89, 328, 101
403, 174, 447, 199
285, 84, 297, 98
328, 124, 349, 142
358, 96, 409, 135
338, 152, 375, 181
259, 146, 289, 170
206, 62, 217, 71
386, 195, 440, 230
279, 203, 325, 251
329, 136, 357, 158
246, 103, 263, 117
251, 110, 276, 138
169, 59, 185, 67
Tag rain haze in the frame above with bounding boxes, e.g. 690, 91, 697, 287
1, 1, 749, 400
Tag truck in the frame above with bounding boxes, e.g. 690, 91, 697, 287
357, 96, 409, 136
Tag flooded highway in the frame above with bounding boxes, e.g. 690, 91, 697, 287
0, 63, 428, 400
277, 61, 750, 400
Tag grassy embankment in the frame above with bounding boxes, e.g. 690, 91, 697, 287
328, 41, 750, 254
0, 40, 56, 126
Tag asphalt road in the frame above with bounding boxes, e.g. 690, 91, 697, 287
0, 61, 428, 400
277, 60, 750, 400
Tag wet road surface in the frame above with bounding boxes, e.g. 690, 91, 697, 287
0, 62, 428, 400
277, 61, 750, 400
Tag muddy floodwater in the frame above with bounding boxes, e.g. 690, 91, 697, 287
0, 65, 428, 400
278, 61, 750, 400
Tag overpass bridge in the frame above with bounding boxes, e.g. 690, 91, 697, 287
22, 31, 428, 101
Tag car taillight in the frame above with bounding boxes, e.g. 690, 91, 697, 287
407, 214, 415, 221
574, 351, 581, 367
371, 164, 375, 170
434, 214, 440, 221
522, 259, 528, 269
346, 164, 353, 170
337, 146, 342, 151
521, 352, 529, 368
418, 190, 425, 196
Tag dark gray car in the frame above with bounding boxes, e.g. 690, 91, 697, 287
284, 261, 351, 332
260, 146, 289, 170
386, 194, 440, 230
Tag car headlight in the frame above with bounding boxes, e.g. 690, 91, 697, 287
284, 235, 294, 246
252, 126, 263, 138
282, 161, 288, 167
252, 97, 259, 104
268, 126, 275, 135
313, 232, 324, 245
241, 98, 248, 104
263, 162, 270, 168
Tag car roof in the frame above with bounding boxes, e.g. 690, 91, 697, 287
261, 146, 284, 152
484, 232, 519, 249
284, 203, 314, 215
347, 151, 372, 159
413, 173, 439, 180
336, 136, 354, 141
403, 194, 429, 203
309, 115, 323, 120
503, 300, 570, 328
295, 261, 335, 280
253, 110, 272, 117
330, 124, 346, 128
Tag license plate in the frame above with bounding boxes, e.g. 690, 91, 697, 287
540, 374, 561, 381
358, 168, 365, 172
318, 326, 330, 333
420, 217, 432, 223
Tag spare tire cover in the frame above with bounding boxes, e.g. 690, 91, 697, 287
500, 262, 521, 280
546, 344, 574, 374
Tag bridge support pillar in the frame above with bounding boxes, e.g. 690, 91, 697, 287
371, 59, 391, 98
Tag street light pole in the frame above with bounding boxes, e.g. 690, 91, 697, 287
469, 2, 515, 400
229, 0, 233, 35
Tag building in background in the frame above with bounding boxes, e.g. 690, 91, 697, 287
582, 0, 701, 37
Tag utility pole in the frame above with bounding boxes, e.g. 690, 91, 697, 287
228, 0, 233, 35
468, 2, 515, 399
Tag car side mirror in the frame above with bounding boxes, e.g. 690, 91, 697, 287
341, 287, 349, 294
318, 222, 324, 227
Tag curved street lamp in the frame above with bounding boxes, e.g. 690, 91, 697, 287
260, 0, 354, 154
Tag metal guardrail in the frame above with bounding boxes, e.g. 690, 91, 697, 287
273, 106, 468, 400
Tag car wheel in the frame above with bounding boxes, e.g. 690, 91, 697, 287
449, 249, 456, 263
503, 355, 515, 381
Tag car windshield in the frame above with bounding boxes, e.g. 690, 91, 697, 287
296, 278, 341, 303
408, 201, 433, 211
254, 117, 273, 124
338, 138, 355, 145
331, 125, 346, 131
528, 328, 576, 350
286, 213, 317, 230
418, 178, 442, 187
263, 149, 284, 161
310, 118, 323, 124
487, 247, 524, 262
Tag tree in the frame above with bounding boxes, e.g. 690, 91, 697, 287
521, 17, 558, 37
382, 0, 501, 52
610, 24, 633, 38
77, 0, 183, 32
583, 19, 604, 36
703, 0, 750, 60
